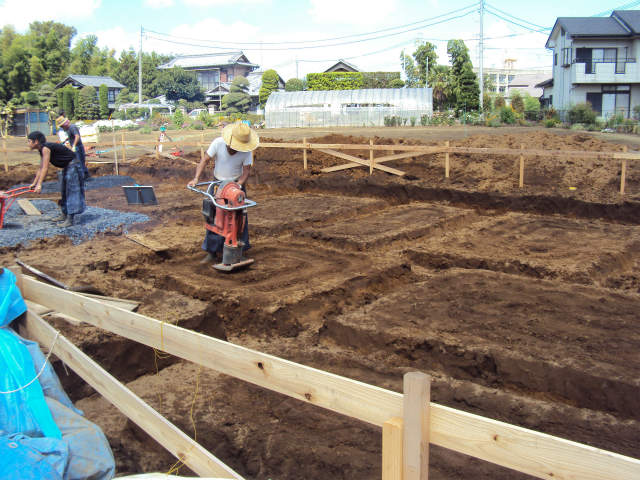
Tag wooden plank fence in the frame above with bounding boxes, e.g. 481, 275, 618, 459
13, 272, 640, 480
3, 136, 639, 194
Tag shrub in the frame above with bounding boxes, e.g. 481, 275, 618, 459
172, 109, 185, 126
494, 96, 506, 109
140, 126, 152, 134
510, 91, 524, 114
410, 117, 416, 126
567, 103, 596, 125
190, 121, 205, 130
544, 119, 557, 128
499, 106, 516, 124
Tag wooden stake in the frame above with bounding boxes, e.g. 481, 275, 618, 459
303, 137, 307, 170
200, 133, 205, 160
369, 138, 374, 175
519, 143, 524, 188
445, 141, 450, 178
383, 417, 403, 480
621, 145, 628, 195
2, 138, 8, 172
403, 372, 430, 480
121, 132, 126, 163
112, 120, 118, 175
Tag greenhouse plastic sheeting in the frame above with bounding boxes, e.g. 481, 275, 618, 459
0, 268, 115, 479
265, 88, 433, 128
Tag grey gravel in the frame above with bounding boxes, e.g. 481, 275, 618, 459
12, 175, 137, 194
0, 199, 149, 247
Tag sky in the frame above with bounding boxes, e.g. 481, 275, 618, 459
1, 0, 638, 80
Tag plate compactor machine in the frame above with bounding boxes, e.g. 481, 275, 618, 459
188, 181, 257, 272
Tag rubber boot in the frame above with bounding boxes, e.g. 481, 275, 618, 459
199, 252, 216, 264
51, 211, 66, 222
58, 214, 74, 227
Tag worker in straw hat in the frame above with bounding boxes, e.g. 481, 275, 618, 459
188, 121, 259, 264
56, 114, 90, 178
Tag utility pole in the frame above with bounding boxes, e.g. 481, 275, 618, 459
296, 58, 299, 79
138, 25, 143, 107
479, 0, 484, 112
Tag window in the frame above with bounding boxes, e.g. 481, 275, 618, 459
499, 74, 506, 83
498, 86, 506, 93
561, 47, 571, 67
108, 90, 115, 102
508, 75, 515, 82
554, 53, 557, 66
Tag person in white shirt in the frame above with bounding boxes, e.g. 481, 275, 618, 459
188, 122, 259, 264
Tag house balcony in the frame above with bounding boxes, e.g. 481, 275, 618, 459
571, 59, 639, 84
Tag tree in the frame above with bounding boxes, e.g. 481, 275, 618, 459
430, 65, 452, 111
447, 39, 479, 114
259, 69, 280, 108
151, 67, 203, 101
56, 89, 64, 112
62, 86, 75, 117
510, 90, 524, 114
523, 93, 540, 120
98, 84, 109, 118
75, 86, 98, 119
400, 51, 419, 87
29, 56, 46, 85
494, 95, 505, 109
222, 76, 251, 113
285, 78, 304, 91
413, 42, 438, 87
390, 78, 405, 88
37, 83, 57, 110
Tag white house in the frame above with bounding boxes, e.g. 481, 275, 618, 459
545, 10, 640, 119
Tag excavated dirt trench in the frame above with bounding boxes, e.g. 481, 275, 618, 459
2, 130, 640, 479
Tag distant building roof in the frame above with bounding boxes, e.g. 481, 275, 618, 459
246, 70, 285, 96
534, 78, 553, 89
158, 51, 258, 69
508, 73, 551, 97
55, 75, 125, 89
324, 59, 361, 73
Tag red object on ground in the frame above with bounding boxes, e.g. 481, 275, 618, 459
204, 182, 246, 247
0, 186, 36, 229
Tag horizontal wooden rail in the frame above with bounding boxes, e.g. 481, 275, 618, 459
19, 309, 242, 479
20, 275, 640, 480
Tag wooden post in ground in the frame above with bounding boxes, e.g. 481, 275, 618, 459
445, 141, 450, 178
403, 372, 430, 480
370, 138, 374, 175
2, 138, 8, 172
621, 145, 628, 195
303, 137, 307, 170
200, 133, 205, 160
112, 120, 118, 175
121, 133, 126, 163
155, 134, 160, 160
519, 143, 524, 188
383, 417, 403, 480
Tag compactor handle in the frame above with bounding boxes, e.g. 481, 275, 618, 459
187, 182, 256, 211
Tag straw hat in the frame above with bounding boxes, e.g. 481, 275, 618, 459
55, 115, 70, 129
222, 121, 259, 152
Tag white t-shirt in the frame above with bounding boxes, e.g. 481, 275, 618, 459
206, 137, 253, 181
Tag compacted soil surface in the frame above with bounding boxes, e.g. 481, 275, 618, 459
1, 128, 639, 479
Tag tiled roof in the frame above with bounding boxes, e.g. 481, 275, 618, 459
158, 52, 258, 69
56, 75, 125, 89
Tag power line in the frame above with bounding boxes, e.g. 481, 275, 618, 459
484, 3, 551, 30
144, 9, 477, 52
143, 2, 479, 47
484, 8, 550, 34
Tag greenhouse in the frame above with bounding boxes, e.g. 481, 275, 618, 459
265, 88, 433, 128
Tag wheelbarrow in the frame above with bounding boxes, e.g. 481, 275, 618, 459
0, 186, 35, 229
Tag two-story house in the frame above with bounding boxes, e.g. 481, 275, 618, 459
157, 51, 260, 110
545, 10, 640, 119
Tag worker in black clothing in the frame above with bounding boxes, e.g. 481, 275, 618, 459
56, 115, 90, 178
28, 131, 85, 227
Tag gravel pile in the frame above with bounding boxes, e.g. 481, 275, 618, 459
12, 175, 137, 194
0, 199, 149, 247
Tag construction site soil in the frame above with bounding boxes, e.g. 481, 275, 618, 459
2, 129, 639, 479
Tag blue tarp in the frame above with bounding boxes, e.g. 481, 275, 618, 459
0, 268, 115, 479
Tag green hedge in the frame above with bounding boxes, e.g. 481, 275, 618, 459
307, 72, 364, 90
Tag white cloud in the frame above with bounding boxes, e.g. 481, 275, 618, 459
93, 26, 140, 54
0, 0, 101, 30
309, 0, 398, 25
183, 0, 267, 5
144, 0, 174, 7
